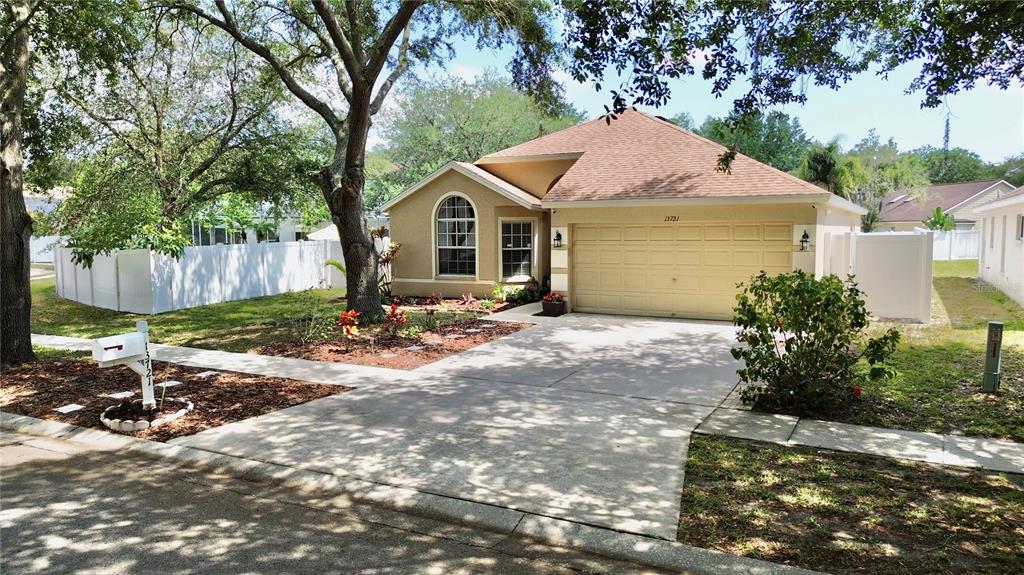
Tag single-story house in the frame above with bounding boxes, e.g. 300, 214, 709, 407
880, 179, 1017, 231
382, 109, 865, 320
978, 190, 1024, 307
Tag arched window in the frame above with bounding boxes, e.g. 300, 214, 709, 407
436, 195, 476, 276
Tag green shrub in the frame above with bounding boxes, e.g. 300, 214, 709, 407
478, 298, 495, 310
492, 280, 541, 304
732, 270, 900, 414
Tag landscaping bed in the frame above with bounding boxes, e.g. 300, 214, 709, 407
0, 348, 349, 442
679, 435, 1024, 575
259, 318, 532, 370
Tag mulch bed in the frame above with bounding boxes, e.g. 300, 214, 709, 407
1, 355, 349, 442
259, 318, 532, 370
391, 296, 521, 314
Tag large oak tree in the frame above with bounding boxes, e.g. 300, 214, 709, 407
1, 0, 136, 369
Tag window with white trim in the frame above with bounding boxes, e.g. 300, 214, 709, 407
501, 221, 533, 279
436, 195, 476, 276
1017, 213, 1023, 241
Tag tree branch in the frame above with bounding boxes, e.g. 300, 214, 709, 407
166, 1, 342, 133
369, 22, 411, 115
311, 0, 364, 90
364, 1, 421, 84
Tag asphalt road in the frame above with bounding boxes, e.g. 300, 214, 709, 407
0, 432, 663, 575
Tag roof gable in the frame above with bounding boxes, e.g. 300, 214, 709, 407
880, 179, 1011, 222
380, 161, 541, 212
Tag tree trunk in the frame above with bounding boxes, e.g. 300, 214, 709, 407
320, 98, 381, 319
0, 1, 35, 370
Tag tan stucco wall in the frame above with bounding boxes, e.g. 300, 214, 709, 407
550, 203, 819, 315
979, 200, 1024, 307
387, 170, 547, 297
476, 159, 577, 198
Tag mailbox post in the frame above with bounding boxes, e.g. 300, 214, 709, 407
983, 321, 1003, 393
92, 320, 156, 410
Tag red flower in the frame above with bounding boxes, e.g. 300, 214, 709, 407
852, 384, 863, 397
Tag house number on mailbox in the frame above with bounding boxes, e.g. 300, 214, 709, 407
664, 215, 679, 222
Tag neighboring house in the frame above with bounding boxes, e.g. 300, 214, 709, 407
880, 179, 1018, 231
382, 109, 864, 320
978, 190, 1024, 307
188, 216, 305, 246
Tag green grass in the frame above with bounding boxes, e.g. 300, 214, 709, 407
31, 277, 482, 353
932, 259, 979, 278
840, 261, 1024, 441
679, 436, 1024, 575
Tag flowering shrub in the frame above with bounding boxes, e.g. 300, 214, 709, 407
425, 292, 442, 306
337, 309, 361, 339
383, 303, 407, 336
542, 291, 564, 303
732, 270, 900, 414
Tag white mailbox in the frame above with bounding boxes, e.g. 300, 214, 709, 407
92, 332, 148, 366
92, 320, 156, 410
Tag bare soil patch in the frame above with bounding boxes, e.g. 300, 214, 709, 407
1, 352, 349, 442
259, 318, 532, 370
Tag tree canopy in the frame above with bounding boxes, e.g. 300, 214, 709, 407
697, 111, 811, 173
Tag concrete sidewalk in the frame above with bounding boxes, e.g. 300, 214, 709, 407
32, 333, 417, 387
696, 408, 1024, 474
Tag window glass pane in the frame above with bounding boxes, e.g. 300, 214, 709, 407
436, 196, 476, 275
501, 221, 533, 278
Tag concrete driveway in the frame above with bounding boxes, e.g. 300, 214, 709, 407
174, 306, 741, 540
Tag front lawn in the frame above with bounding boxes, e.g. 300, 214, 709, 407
678, 435, 1024, 575
30, 277, 491, 354
796, 261, 1024, 442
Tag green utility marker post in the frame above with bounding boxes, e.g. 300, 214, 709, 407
983, 321, 1003, 393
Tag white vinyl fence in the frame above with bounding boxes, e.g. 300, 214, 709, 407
55, 241, 344, 314
824, 230, 933, 323
30, 235, 62, 263
930, 229, 980, 260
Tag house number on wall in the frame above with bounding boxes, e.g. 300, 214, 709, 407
664, 215, 680, 222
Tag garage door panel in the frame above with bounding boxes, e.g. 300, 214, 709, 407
733, 250, 762, 267
764, 224, 791, 241
703, 249, 732, 266
649, 226, 675, 241
575, 225, 599, 242
623, 226, 648, 241
649, 250, 676, 266
623, 249, 647, 266
599, 226, 622, 241
676, 226, 701, 241
676, 250, 701, 266
763, 249, 792, 268
704, 225, 731, 241
733, 224, 761, 241
571, 221, 795, 318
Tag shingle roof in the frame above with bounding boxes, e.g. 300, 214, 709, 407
477, 109, 829, 202
879, 180, 1006, 223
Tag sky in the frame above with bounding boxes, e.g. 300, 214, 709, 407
371, 36, 1023, 164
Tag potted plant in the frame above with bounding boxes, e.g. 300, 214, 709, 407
541, 291, 566, 317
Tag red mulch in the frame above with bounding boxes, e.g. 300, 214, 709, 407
391, 296, 522, 314
1, 356, 349, 442
259, 318, 532, 370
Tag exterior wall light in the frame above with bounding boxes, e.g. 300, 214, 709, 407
800, 230, 810, 251
553, 231, 562, 248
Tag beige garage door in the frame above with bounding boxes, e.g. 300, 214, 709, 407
572, 222, 793, 319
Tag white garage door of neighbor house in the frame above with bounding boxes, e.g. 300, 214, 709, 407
571, 222, 794, 319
